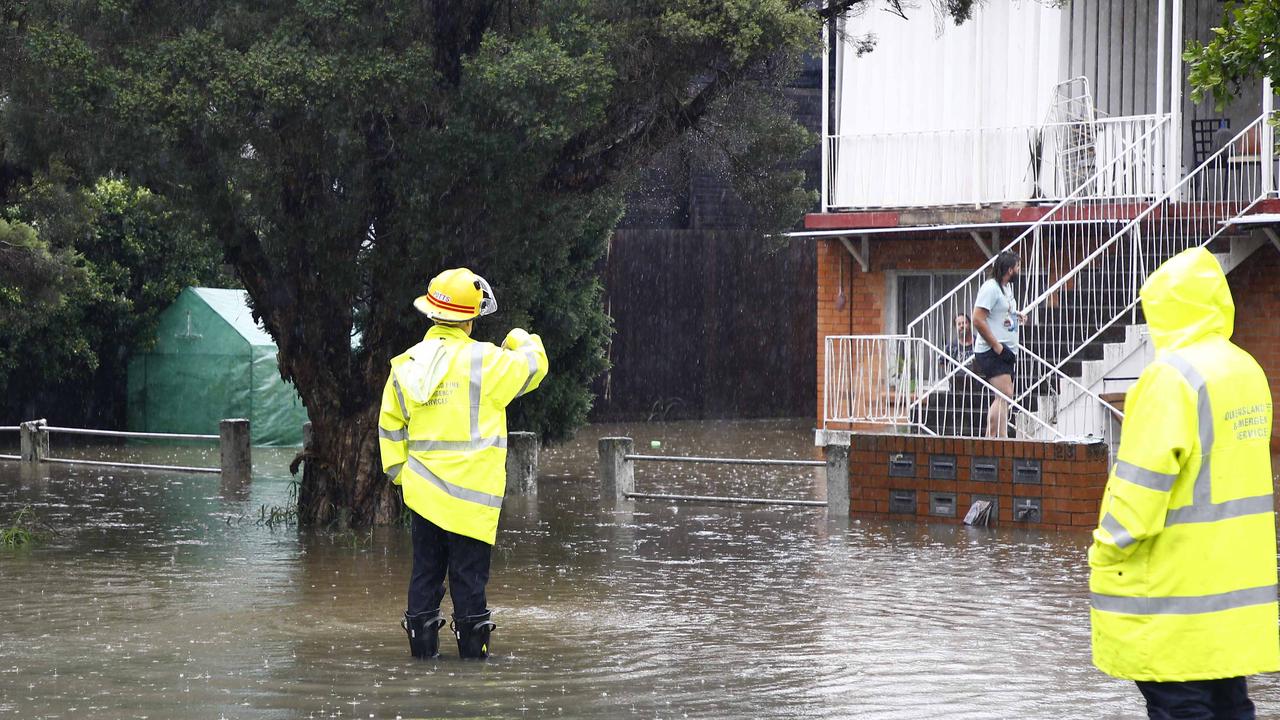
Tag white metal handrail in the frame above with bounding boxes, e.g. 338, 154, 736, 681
1009, 113, 1276, 425
824, 335, 1065, 440
827, 114, 1169, 209
823, 335, 915, 427
823, 117, 1171, 438
905, 117, 1170, 343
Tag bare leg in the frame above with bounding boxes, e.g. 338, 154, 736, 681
985, 373, 1014, 438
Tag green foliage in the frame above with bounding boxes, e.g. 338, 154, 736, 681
1, 506, 41, 548
0, 171, 228, 424
1185, 0, 1280, 109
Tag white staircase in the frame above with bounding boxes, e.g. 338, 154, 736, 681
825, 111, 1280, 444
1042, 233, 1277, 438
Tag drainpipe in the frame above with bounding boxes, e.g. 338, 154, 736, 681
1155, 0, 1166, 187
821, 4, 830, 213
1168, 0, 1183, 201
1155, 0, 1166, 120
1264, 75, 1275, 195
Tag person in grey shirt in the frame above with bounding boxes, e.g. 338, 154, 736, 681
972, 251, 1026, 438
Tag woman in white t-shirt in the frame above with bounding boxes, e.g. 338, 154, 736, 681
972, 251, 1027, 438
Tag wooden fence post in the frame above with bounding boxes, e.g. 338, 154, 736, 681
220, 419, 251, 483
19, 419, 48, 465
598, 437, 634, 504
506, 431, 539, 495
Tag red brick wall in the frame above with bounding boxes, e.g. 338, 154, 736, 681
1226, 246, 1280, 452
846, 433, 1110, 531
815, 236, 988, 425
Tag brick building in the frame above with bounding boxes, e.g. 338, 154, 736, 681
801, 1, 1280, 524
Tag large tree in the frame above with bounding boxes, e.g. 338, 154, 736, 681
0, 0, 973, 526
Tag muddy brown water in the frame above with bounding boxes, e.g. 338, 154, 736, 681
1, 419, 1277, 719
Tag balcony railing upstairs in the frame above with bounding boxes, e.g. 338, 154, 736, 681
825, 113, 1170, 210
1010, 112, 1278, 438
824, 117, 1171, 441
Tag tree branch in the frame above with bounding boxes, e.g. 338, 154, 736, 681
541, 69, 739, 194
817, 0, 873, 21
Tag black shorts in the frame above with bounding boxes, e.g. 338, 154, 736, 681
974, 348, 1016, 379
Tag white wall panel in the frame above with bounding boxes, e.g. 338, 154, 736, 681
838, 1, 1063, 135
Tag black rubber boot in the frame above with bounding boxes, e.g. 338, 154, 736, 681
402, 610, 446, 659
452, 610, 496, 659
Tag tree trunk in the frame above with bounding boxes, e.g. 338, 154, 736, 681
298, 398, 401, 527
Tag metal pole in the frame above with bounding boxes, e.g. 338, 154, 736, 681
219, 419, 251, 483
1168, 0, 1183, 200
598, 437, 634, 504
821, 2, 830, 212
505, 431, 539, 495
973, 9, 984, 208
1263, 75, 1274, 195
1155, 0, 1166, 121
823, 441, 850, 518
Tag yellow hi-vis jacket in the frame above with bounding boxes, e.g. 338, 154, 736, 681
1089, 246, 1277, 682
377, 324, 548, 545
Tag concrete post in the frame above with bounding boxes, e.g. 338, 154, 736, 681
219, 419, 252, 484
19, 419, 48, 465
505, 431, 539, 495
302, 421, 313, 450
598, 437, 634, 504
824, 442, 850, 518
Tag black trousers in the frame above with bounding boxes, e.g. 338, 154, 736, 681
407, 512, 492, 618
1136, 678, 1255, 720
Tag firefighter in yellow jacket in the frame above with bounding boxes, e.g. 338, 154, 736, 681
1090, 247, 1277, 718
378, 268, 548, 660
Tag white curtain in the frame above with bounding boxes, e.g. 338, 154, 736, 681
833, 1, 1064, 207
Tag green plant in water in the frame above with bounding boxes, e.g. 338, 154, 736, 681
330, 527, 374, 550
1, 506, 40, 548
256, 503, 298, 529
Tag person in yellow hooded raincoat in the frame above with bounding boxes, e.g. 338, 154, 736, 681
378, 268, 548, 660
1089, 246, 1277, 719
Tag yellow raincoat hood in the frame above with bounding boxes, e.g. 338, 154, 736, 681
1139, 247, 1234, 352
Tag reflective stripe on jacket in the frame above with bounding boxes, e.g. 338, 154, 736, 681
377, 324, 548, 544
1089, 247, 1277, 682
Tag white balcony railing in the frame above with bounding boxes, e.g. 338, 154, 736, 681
823, 335, 1064, 439
825, 113, 1170, 210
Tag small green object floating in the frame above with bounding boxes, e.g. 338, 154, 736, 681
650, 440, 661, 448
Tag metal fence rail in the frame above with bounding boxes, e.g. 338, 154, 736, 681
601, 438, 847, 512
42, 457, 222, 474
43, 426, 219, 441
624, 491, 828, 507
0, 426, 18, 459
4, 418, 250, 478
624, 454, 824, 467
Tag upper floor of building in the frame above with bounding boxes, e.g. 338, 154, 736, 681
818, 0, 1271, 225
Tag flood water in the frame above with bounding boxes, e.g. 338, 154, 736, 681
2, 418, 1278, 719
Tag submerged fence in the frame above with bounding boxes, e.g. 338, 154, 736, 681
597, 437, 848, 512
2, 418, 251, 480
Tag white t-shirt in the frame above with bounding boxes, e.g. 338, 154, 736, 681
973, 278, 1018, 354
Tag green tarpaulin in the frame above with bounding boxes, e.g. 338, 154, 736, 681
127, 287, 309, 446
